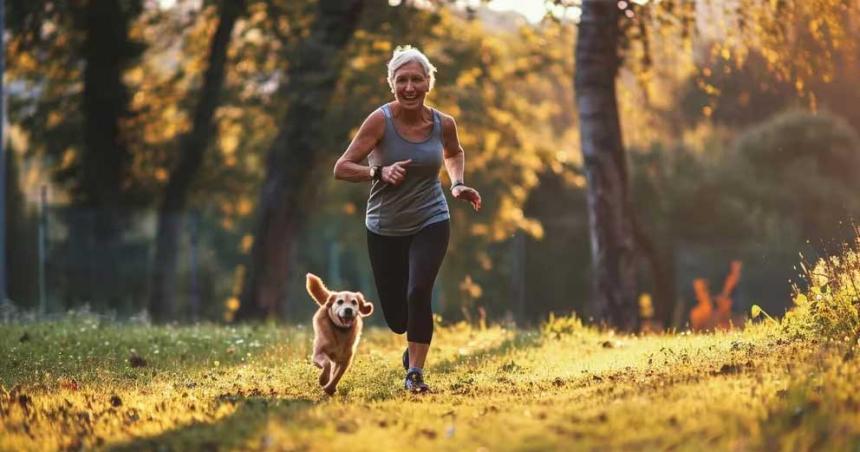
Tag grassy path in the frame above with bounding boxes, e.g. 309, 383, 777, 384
1, 317, 859, 451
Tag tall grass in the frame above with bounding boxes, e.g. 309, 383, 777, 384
781, 233, 860, 342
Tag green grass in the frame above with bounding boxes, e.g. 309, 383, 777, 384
1, 315, 859, 451
2, 244, 858, 451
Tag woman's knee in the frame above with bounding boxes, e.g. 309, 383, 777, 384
383, 312, 408, 334
407, 285, 433, 307
407, 323, 433, 344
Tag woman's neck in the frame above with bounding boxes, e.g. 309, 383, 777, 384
394, 102, 428, 124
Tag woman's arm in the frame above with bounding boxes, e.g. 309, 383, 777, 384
441, 115, 481, 211
334, 110, 411, 185
333, 110, 385, 182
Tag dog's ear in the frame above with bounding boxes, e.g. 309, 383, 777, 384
306, 273, 331, 306
357, 292, 374, 317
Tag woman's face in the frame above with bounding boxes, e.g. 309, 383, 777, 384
392, 61, 429, 110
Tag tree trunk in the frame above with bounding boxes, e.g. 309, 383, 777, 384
149, 0, 245, 323
79, 0, 142, 310
237, 0, 365, 321
574, 0, 639, 331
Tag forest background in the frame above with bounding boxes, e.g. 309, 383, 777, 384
3, 0, 859, 328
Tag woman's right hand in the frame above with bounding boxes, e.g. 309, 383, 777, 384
382, 159, 412, 186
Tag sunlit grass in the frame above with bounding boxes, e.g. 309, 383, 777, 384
1, 315, 857, 451
2, 240, 859, 451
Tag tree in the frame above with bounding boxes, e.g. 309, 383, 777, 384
574, 1, 638, 330
149, 0, 247, 322
569, 0, 856, 330
237, 0, 365, 320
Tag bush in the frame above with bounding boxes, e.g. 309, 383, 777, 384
540, 312, 586, 339
782, 235, 860, 340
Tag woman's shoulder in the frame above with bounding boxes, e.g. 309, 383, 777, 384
356, 107, 387, 138
365, 106, 389, 124
429, 107, 457, 129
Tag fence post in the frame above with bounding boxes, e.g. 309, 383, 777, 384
0, 0, 6, 305
510, 232, 526, 324
38, 186, 48, 314
189, 210, 200, 322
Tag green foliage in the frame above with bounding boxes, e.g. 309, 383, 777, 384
540, 311, 587, 339
732, 111, 860, 234
781, 239, 860, 341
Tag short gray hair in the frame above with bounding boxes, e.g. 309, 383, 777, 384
386, 45, 437, 92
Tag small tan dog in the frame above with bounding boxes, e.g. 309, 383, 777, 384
306, 273, 374, 395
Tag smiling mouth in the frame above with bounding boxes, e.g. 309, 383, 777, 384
338, 315, 355, 327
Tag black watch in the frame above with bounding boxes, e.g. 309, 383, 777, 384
370, 164, 383, 182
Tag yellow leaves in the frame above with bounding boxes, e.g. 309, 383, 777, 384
154, 168, 169, 183
794, 293, 808, 306
236, 198, 253, 216
470, 223, 489, 237
47, 112, 64, 129
219, 120, 243, 159
483, 131, 501, 154
13, 51, 38, 72
225, 297, 240, 312
372, 40, 391, 53
240, 235, 254, 254
60, 148, 77, 170
456, 67, 482, 88
751, 304, 763, 319
751, 304, 776, 323
477, 252, 493, 271
350, 55, 368, 70
459, 275, 483, 299
639, 293, 654, 319
124, 67, 145, 86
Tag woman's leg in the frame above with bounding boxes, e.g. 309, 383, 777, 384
366, 229, 411, 334
406, 220, 450, 368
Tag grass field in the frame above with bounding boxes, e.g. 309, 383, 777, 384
1, 248, 858, 451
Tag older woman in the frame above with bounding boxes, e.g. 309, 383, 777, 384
333, 46, 481, 393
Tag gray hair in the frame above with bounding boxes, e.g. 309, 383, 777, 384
386, 45, 437, 92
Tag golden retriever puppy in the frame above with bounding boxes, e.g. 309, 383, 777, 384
306, 273, 374, 395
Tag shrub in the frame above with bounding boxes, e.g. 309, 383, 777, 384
782, 235, 860, 340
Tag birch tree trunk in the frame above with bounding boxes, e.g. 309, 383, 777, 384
574, 0, 639, 331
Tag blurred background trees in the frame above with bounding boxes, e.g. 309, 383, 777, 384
3, 0, 859, 329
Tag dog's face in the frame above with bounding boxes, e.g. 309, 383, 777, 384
306, 273, 374, 328
327, 291, 369, 329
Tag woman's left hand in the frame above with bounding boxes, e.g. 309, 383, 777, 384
452, 185, 482, 211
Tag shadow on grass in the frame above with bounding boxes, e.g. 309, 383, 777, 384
108, 396, 316, 452
429, 330, 544, 374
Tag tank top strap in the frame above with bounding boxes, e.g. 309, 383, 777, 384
431, 108, 441, 137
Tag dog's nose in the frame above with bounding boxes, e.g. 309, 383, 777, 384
343, 308, 354, 317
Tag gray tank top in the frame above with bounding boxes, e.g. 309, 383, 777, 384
366, 104, 450, 236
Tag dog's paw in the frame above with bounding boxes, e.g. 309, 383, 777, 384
323, 385, 337, 396
319, 372, 330, 387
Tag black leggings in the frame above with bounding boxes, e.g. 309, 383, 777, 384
366, 220, 449, 344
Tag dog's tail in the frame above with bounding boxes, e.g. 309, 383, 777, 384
306, 273, 331, 306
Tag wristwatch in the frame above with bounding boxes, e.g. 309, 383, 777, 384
370, 164, 383, 182
451, 180, 465, 190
